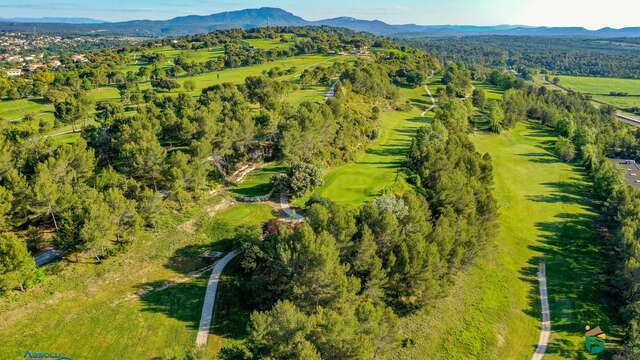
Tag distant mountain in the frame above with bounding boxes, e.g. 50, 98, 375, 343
0, 7, 638, 38
102, 8, 307, 36
0, 17, 105, 24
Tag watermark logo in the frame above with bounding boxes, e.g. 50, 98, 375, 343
23, 351, 72, 360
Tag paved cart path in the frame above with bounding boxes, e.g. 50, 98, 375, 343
196, 250, 240, 347
532, 262, 551, 360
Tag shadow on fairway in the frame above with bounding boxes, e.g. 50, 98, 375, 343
135, 221, 250, 342
518, 152, 562, 164
516, 133, 621, 358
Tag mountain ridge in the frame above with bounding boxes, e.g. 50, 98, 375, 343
0, 17, 105, 24
0, 7, 638, 38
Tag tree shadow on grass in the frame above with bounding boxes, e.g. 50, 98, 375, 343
405, 116, 430, 124
410, 97, 430, 106
526, 181, 595, 209
135, 220, 251, 342
365, 145, 407, 158
231, 183, 273, 197
518, 174, 622, 358
519, 152, 562, 164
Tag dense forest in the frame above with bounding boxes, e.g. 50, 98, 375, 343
407, 36, 640, 79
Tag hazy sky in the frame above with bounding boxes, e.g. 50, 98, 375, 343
0, 0, 638, 29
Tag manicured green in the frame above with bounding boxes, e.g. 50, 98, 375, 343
399, 121, 618, 359
122, 46, 226, 73
475, 83, 504, 101
296, 85, 433, 207
0, 98, 54, 122
557, 75, 640, 109
0, 200, 274, 360
0, 87, 119, 123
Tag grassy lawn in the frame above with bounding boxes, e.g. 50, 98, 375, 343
295, 84, 434, 208
122, 46, 226, 73
0, 98, 54, 122
0, 198, 275, 360
476, 82, 505, 101
399, 121, 619, 359
245, 38, 294, 49
0, 87, 118, 124
230, 162, 287, 197
557, 75, 640, 110
288, 85, 328, 106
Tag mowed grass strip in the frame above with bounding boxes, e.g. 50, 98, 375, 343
398, 121, 618, 359
557, 75, 640, 109
0, 201, 275, 360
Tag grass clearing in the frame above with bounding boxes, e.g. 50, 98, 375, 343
245, 38, 294, 49
288, 85, 327, 106
0, 198, 275, 360
399, 121, 620, 359
230, 162, 287, 197
557, 75, 640, 110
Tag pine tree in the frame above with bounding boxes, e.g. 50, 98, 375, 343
0, 232, 39, 292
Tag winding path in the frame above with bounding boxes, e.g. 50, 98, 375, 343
195, 249, 240, 347
532, 262, 551, 360
421, 83, 437, 117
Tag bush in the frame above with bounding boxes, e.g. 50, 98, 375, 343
183, 80, 196, 92
272, 162, 323, 197
0, 232, 41, 292
555, 136, 576, 162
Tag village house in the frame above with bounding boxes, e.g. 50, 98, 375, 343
71, 54, 89, 63
25, 63, 45, 72
5, 68, 23, 77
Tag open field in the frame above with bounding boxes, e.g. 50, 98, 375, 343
0, 197, 275, 360
557, 75, 640, 110
244, 37, 294, 49
399, 121, 620, 359
0, 87, 119, 123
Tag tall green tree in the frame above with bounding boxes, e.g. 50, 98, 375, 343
0, 232, 39, 292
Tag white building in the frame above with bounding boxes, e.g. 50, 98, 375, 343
5, 69, 23, 77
